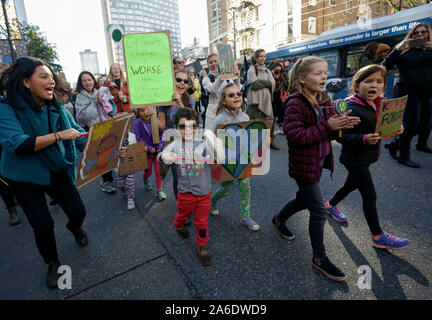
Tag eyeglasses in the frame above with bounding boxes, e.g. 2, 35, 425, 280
227, 92, 243, 98
178, 124, 198, 130
412, 30, 428, 36
175, 60, 185, 64
176, 78, 189, 84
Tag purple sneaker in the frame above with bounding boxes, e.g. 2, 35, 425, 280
371, 232, 412, 250
325, 201, 347, 223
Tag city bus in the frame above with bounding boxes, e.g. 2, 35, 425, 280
266, 3, 432, 99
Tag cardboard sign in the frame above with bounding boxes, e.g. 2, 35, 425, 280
375, 96, 408, 139
77, 113, 134, 188
123, 31, 175, 108
118, 142, 149, 176
216, 43, 236, 80
211, 118, 273, 183
0, 62, 11, 75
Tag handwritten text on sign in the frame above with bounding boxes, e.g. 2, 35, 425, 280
375, 96, 407, 139
123, 32, 174, 106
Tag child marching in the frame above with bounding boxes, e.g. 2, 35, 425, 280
118, 122, 138, 210
210, 83, 260, 231
325, 64, 411, 250
273, 56, 360, 282
134, 106, 166, 201
158, 108, 224, 266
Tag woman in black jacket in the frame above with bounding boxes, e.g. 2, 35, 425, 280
383, 22, 432, 168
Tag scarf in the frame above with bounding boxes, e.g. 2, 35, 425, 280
9, 94, 77, 180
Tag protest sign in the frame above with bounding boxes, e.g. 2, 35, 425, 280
123, 31, 175, 108
77, 113, 133, 188
211, 118, 273, 183
216, 44, 235, 80
118, 142, 148, 176
375, 96, 407, 139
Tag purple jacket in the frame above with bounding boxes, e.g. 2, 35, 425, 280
134, 117, 163, 158
283, 92, 336, 183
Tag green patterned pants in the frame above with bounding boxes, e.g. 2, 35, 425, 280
211, 178, 251, 219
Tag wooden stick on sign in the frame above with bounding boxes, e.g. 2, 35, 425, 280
151, 106, 160, 144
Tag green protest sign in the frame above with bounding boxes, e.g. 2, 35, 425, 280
123, 31, 175, 107
375, 95, 408, 139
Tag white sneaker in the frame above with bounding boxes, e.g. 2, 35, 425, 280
210, 203, 219, 216
240, 217, 260, 231
127, 199, 135, 210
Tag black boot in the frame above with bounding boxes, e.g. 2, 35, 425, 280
417, 128, 432, 153
8, 207, 21, 226
66, 223, 88, 246
398, 156, 420, 168
384, 142, 399, 159
47, 259, 61, 289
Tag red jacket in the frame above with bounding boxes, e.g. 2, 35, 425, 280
283, 92, 336, 183
104, 79, 132, 114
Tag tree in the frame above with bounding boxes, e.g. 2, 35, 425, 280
19, 22, 63, 72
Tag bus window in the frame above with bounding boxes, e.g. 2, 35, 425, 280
316, 50, 338, 78
346, 45, 364, 77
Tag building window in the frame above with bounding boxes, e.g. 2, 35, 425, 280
346, 0, 352, 12
309, 0, 317, 6
329, 0, 336, 5
308, 16, 316, 34
287, 17, 293, 36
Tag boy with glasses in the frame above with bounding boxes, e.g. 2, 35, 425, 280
158, 108, 224, 266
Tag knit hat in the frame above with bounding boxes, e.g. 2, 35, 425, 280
376, 43, 391, 54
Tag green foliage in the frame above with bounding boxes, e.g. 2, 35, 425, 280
19, 22, 63, 73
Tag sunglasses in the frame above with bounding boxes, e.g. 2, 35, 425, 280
412, 30, 428, 36
175, 61, 185, 64
178, 124, 198, 130
176, 78, 189, 84
227, 92, 243, 98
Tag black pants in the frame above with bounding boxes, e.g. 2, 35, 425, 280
102, 171, 114, 183
8, 171, 87, 264
0, 176, 15, 210
329, 164, 382, 236
277, 180, 327, 259
171, 164, 178, 200
394, 83, 432, 159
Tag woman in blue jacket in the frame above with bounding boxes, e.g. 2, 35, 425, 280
0, 57, 89, 289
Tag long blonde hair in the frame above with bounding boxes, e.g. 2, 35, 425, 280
287, 56, 327, 107
216, 83, 245, 116
107, 63, 126, 83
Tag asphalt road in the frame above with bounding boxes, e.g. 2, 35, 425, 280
0, 134, 431, 300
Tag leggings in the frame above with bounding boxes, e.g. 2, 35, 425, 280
211, 178, 251, 219
117, 173, 135, 200
329, 164, 382, 236
143, 156, 162, 190
8, 171, 87, 264
277, 180, 327, 259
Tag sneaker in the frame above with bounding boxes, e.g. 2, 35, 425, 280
66, 223, 88, 246
210, 203, 219, 216
325, 201, 347, 223
127, 199, 135, 210
8, 207, 21, 226
198, 244, 212, 266
156, 190, 167, 201
272, 215, 294, 240
144, 179, 152, 191
101, 181, 116, 194
371, 232, 411, 250
240, 217, 260, 231
312, 257, 346, 282
176, 226, 189, 239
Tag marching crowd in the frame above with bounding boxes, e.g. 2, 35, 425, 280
0, 22, 431, 288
